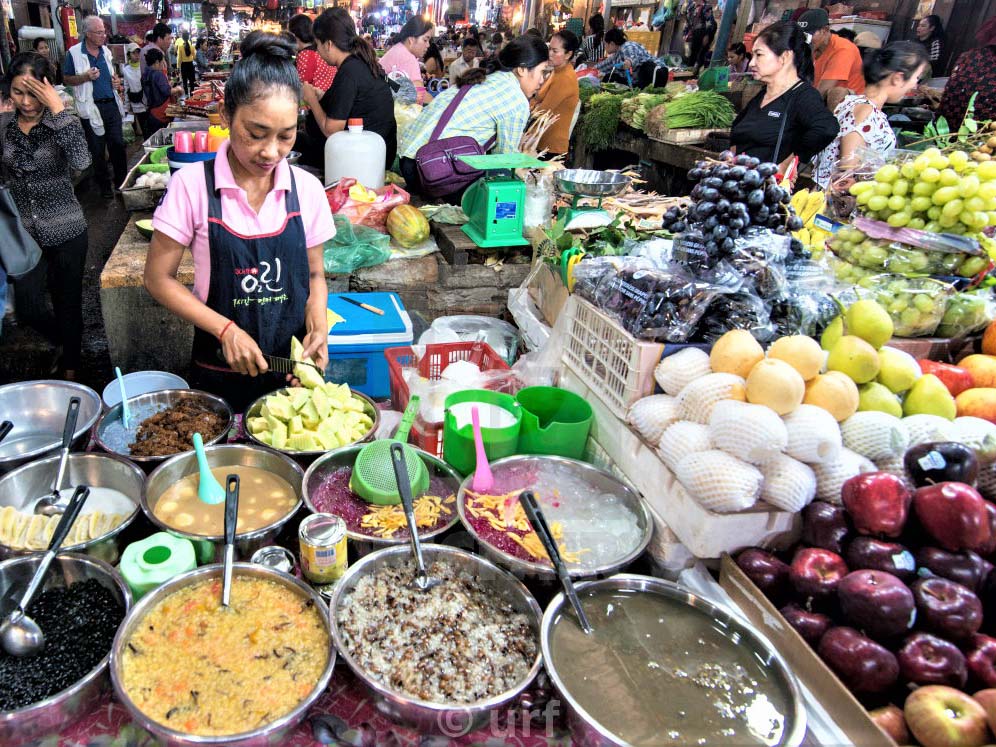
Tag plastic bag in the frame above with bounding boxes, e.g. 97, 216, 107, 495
326, 178, 410, 232
576, 256, 743, 343
825, 146, 891, 220
858, 274, 956, 338
769, 258, 839, 337
726, 230, 790, 300
829, 225, 988, 278
936, 290, 996, 339
323, 215, 392, 275
418, 315, 520, 365
695, 291, 777, 344
622, 237, 674, 268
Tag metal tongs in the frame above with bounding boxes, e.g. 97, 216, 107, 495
519, 490, 593, 634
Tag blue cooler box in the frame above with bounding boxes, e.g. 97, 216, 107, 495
326, 292, 413, 399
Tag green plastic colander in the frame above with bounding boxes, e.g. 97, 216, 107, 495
350, 396, 429, 505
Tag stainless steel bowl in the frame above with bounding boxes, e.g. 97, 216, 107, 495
93, 389, 233, 470
542, 574, 807, 747
143, 444, 304, 561
0, 452, 144, 563
285, 151, 302, 165
456, 455, 652, 580
302, 444, 461, 547
554, 169, 632, 198
0, 553, 132, 745
110, 563, 335, 747
0, 381, 102, 475
243, 388, 379, 460
329, 544, 543, 735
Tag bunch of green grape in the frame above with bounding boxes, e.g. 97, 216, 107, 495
828, 254, 877, 284
936, 290, 994, 338
829, 226, 991, 277
855, 274, 956, 337
849, 149, 996, 235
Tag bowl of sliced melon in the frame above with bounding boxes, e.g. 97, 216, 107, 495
244, 383, 379, 461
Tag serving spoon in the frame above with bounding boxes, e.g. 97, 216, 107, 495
33, 397, 81, 516
518, 490, 593, 634
1, 485, 91, 656
391, 442, 441, 592
221, 474, 239, 607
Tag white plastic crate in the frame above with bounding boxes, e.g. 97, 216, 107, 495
561, 296, 663, 419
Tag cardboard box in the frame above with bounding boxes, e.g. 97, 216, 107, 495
528, 261, 569, 328
720, 555, 896, 747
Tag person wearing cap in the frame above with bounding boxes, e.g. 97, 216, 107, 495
798, 8, 864, 111
120, 42, 147, 138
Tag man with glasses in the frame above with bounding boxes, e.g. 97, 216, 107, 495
63, 16, 126, 199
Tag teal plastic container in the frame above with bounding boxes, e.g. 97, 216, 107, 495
443, 390, 521, 476
119, 532, 198, 600
515, 386, 593, 459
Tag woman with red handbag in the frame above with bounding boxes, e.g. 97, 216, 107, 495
398, 35, 549, 202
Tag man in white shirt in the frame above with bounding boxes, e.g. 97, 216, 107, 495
448, 38, 480, 85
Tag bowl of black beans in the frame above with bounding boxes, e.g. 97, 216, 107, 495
0, 553, 131, 743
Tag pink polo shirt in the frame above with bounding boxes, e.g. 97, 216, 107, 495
152, 141, 336, 302
379, 43, 427, 104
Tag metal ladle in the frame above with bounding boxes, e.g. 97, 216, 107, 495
391, 442, 441, 592
0, 421, 12, 445
518, 490, 593, 634
33, 397, 81, 516
221, 474, 239, 607
1, 485, 91, 657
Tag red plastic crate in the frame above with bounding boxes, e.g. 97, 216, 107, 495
385, 342, 513, 458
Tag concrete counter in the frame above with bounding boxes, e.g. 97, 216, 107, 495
100, 214, 530, 375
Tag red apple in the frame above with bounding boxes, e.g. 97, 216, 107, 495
914, 482, 993, 552
919, 360, 976, 397
838, 570, 916, 641
974, 688, 996, 736
916, 548, 994, 594
780, 603, 832, 647
789, 547, 849, 599
842, 472, 912, 538
818, 626, 899, 694
846, 536, 918, 582
905, 685, 990, 747
801, 500, 851, 554
735, 548, 791, 602
899, 632, 969, 688
968, 635, 996, 689
869, 704, 911, 745
914, 576, 984, 640
979, 501, 996, 557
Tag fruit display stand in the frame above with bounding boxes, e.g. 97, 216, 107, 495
720, 554, 896, 746
560, 365, 801, 558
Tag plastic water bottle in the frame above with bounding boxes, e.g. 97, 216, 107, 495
324, 118, 387, 189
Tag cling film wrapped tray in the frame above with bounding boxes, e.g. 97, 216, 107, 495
828, 225, 991, 278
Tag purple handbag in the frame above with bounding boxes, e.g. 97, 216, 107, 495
414, 85, 497, 198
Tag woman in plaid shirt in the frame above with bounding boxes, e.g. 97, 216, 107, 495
399, 35, 550, 201
595, 28, 655, 79
915, 15, 945, 77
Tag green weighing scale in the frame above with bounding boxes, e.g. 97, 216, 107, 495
459, 153, 548, 248
554, 169, 633, 230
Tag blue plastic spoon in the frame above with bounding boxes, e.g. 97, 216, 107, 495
115, 367, 131, 429
192, 432, 225, 505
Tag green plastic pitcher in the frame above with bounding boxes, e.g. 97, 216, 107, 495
515, 386, 593, 459
443, 390, 521, 476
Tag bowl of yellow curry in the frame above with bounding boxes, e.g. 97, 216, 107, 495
109, 562, 334, 746
142, 444, 304, 561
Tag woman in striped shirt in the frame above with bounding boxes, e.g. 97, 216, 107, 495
578, 13, 605, 66
915, 15, 945, 77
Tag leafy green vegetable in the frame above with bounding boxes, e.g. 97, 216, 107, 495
580, 93, 625, 151
663, 91, 736, 130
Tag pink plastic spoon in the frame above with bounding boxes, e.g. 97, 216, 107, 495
470, 405, 494, 494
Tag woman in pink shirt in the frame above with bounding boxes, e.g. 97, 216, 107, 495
379, 16, 433, 104
144, 32, 335, 408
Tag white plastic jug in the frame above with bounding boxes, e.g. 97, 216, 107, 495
324, 118, 387, 189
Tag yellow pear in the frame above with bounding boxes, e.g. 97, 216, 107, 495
746, 358, 806, 415
820, 316, 843, 351
767, 335, 825, 381
846, 299, 894, 349
827, 335, 880, 384
858, 382, 903, 418
804, 372, 860, 422
710, 329, 765, 379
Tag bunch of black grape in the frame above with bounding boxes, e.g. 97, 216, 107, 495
661, 152, 805, 260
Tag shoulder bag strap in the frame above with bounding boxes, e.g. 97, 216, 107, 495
772, 81, 803, 165
0, 112, 12, 183
427, 85, 474, 143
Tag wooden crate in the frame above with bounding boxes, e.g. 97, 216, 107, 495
649, 127, 731, 145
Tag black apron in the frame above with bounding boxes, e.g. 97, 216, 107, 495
189, 161, 311, 411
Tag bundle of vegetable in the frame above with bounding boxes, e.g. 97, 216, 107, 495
664, 91, 736, 130
620, 92, 669, 131
580, 92, 625, 151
